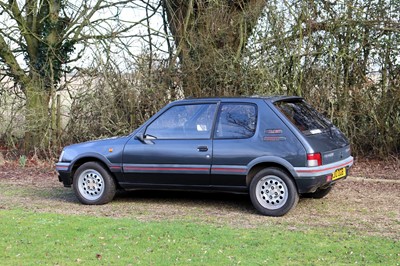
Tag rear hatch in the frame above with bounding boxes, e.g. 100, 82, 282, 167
274, 98, 351, 165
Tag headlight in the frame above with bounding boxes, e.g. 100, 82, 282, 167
58, 150, 65, 162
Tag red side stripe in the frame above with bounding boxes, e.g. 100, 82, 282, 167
212, 168, 246, 173
124, 167, 209, 171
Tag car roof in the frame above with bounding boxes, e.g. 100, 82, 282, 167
179, 95, 303, 103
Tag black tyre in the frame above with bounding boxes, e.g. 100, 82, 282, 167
73, 162, 116, 205
302, 185, 334, 199
249, 168, 299, 216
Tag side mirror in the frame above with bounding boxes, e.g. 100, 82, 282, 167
134, 133, 154, 144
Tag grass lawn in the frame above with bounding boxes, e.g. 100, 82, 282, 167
0, 209, 398, 265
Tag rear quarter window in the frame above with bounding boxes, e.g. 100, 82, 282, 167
214, 103, 257, 139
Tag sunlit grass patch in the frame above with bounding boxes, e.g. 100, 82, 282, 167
0, 209, 398, 265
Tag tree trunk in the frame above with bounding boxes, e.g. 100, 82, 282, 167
164, 0, 266, 97
24, 78, 51, 153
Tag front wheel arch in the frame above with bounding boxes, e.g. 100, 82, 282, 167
70, 157, 121, 189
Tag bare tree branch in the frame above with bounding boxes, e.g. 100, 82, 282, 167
0, 33, 29, 86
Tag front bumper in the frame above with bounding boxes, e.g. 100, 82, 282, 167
294, 156, 354, 193
55, 162, 72, 187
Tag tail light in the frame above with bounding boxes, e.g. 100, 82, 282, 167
307, 153, 322, 167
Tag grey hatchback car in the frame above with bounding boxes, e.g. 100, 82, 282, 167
56, 96, 353, 216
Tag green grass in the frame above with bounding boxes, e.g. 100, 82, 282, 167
0, 209, 398, 265
0, 183, 66, 198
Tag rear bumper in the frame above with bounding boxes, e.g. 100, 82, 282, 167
55, 162, 72, 187
294, 156, 354, 193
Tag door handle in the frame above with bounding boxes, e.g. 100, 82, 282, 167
197, 146, 208, 152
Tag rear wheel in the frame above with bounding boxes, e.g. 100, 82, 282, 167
73, 162, 116, 205
302, 185, 334, 199
249, 168, 299, 216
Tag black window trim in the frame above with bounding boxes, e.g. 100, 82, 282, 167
273, 99, 331, 136
212, 102, 258, 140
144, 102, 220, 140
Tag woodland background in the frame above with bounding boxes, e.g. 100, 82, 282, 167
0, 0, 399, 158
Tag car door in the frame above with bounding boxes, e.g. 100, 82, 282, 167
211, 102, 258, 187
122, 103, 217, 186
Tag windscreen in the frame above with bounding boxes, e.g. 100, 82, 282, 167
274, 100, 331, 135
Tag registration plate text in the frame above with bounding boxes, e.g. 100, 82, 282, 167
332, 167, 346, 181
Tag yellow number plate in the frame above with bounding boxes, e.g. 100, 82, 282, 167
332, 168, 346, 181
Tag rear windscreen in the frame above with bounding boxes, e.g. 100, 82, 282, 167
274, 100, 331, 135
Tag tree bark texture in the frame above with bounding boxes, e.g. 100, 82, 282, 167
164, 0, 266, 97
0, 0, 73, 153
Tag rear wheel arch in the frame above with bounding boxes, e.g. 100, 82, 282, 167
246, 162, 297, 189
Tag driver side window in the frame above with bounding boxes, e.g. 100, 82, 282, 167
146, 104, 217, 139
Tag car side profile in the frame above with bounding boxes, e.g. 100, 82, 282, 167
56, 96, 353, 216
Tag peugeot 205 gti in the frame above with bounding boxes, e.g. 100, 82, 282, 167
56, 96, 353, 216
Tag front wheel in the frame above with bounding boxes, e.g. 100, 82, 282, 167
73, 162, 116, 205
249, 168, 299, 216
